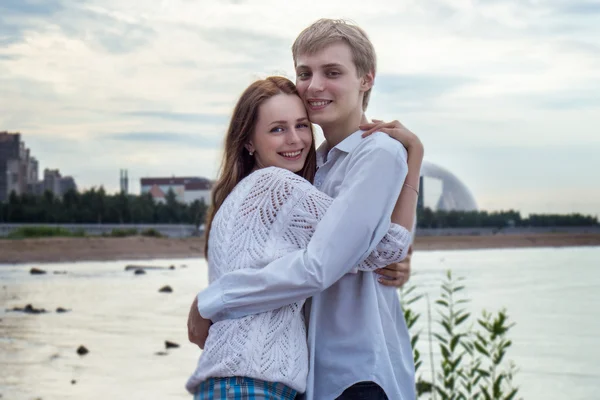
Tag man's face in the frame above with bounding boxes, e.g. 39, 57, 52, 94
295, 42, 371, 129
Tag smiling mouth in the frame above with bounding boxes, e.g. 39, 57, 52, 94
308, 100, 332, 109
279, 150, 303, 159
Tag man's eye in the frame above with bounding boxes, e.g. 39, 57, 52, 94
327, 71, 340, 77
297, 72, 311, 79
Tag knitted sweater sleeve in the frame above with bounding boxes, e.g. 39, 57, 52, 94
275, 170, 411, 271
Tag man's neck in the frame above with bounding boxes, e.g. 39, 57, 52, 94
322, 112, 369, 149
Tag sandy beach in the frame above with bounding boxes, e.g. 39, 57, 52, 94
0, 233, 599, 264
0, 236, 205, 264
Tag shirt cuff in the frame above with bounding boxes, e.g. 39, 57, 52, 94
388, 222, 412, 245
196, 281, 226, 321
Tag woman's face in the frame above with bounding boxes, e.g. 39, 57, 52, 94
247, 93, 313, 173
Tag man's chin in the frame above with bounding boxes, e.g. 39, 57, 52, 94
307, 113, 331, 126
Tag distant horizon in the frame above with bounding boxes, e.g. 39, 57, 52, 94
1, 1, 599, 216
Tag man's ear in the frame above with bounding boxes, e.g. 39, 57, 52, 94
361, 71, 375, 92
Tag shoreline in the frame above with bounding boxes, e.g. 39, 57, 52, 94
1, 233, 599, 264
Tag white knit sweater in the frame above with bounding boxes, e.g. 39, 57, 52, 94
186, 167, 411, 394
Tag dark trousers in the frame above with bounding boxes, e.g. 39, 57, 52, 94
335, 381, 388, 400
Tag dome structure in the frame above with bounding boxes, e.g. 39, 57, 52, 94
419, 161, 478, 212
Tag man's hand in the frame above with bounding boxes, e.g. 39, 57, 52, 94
187, 296, 212, 349
375, 246, 412, 287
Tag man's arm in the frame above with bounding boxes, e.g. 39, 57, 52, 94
187, 296, 211, 349
197, 137, 409, 322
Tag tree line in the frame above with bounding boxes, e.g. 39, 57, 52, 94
0, 188, 208, 227
1, 189, 597, 228
416, 207, 598, 228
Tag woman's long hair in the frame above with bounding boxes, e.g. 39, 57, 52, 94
204, 76, 317, 256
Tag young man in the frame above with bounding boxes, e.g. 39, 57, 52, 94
190, 19, 423, 399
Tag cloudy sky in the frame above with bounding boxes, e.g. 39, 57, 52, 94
1, 0, 599, 216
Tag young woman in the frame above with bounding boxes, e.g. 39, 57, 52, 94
186, 76, 420, 399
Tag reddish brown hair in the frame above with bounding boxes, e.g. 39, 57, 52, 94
204, 76, 317, 256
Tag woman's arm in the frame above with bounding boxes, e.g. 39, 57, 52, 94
353, 223, 412, 271
280, 172, 412, 272
360, 119, 424, 234
359, 119, 423, 287
187, 164, 409, 345
197, 140, 413, 322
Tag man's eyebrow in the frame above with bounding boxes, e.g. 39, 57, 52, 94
296, 63, 343, 69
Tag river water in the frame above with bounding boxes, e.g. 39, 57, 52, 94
1, 247, 599, 399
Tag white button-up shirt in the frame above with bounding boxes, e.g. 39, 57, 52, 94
197, 130, 416, 400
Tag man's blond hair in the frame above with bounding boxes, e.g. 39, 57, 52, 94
292, 19, 377, 111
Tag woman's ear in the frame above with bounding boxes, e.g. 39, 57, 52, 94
245, 142, 255, 155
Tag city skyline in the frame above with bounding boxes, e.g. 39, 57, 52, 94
1, 0, 599, 216
0, 131, 78, 201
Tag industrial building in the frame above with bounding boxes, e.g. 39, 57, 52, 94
140, 176, 212, 205
419, 160, 478, 212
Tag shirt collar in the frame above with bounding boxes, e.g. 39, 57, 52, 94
335, 129, 364, 154
316, 130, 364, 168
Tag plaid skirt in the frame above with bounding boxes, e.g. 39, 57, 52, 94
193, 376, 297, 400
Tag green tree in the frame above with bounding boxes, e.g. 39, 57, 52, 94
131, 193, 156, 223
188, 199, 208, 229
62, 188, 81, 222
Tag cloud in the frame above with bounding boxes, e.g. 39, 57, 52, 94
538, 91, 600, 110
369, 73, 476, 114
0, 0, 64, 45
375, 73, 475, 99
555, 1, 600, 15
121, 111, 229, 125
105, 131, 221, 148
0, 0, 64, 15
194, 27, 289, 56
0, 76, 58, 100
0, 0, 155, 54
55, 8, 155, 55
176, 24, 293, 73
0, 54, 20, 61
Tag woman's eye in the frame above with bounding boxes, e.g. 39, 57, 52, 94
296, 123, 309, 129
270, 127, 285, 133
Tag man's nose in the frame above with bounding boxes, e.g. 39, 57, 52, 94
308, 74, 324, 92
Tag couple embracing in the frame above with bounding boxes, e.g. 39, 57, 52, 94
186, 18, 424, 400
